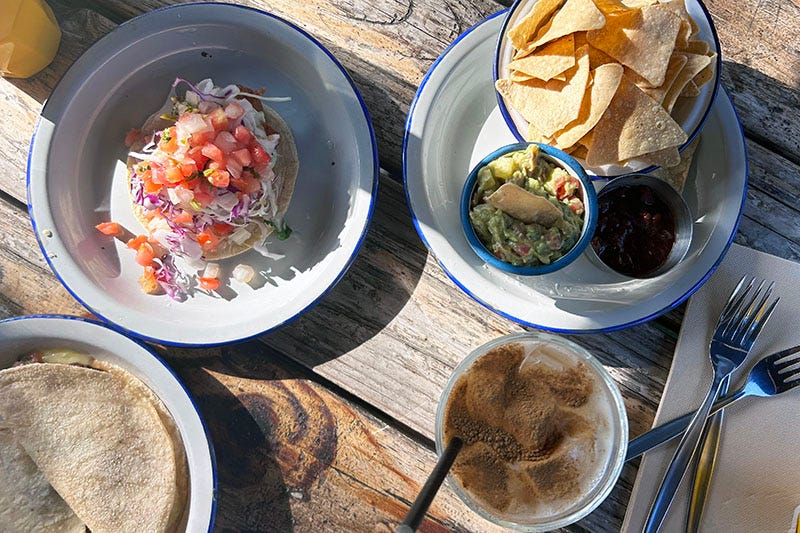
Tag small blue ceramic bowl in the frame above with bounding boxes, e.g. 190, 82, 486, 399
461, 142, 598, 276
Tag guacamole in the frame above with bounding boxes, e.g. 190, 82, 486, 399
469, 145, 585, 267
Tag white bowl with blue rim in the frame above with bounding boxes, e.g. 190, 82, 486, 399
494, 0, 722, 177
27, 3, 378, 346
461, 142, 598, 276
0, 315, 216, 531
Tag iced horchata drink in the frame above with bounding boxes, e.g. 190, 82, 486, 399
436, 332, 628, 531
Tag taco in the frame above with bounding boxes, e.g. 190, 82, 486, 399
121, 78, 298, 297
0, 358, 188, 532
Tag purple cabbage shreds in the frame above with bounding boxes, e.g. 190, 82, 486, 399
172, 77, 235, 104
154, 255, 191, 301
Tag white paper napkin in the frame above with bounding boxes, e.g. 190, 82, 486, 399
623, 243, 800, 533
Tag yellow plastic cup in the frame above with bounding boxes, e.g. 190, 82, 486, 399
0, 0, 61, 78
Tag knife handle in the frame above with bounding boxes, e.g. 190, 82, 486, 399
626, 388, 746, 461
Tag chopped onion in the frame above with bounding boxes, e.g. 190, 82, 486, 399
198, 100, 220, 114
230, 227, 251, 245
203, 262, 221, 279
232, 264, 255, 283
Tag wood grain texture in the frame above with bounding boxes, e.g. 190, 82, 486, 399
161, 343, 508, 533
1, 0, 799, 530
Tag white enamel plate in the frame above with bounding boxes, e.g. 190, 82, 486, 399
28, 4, 379, 346
403, 11, 747, 333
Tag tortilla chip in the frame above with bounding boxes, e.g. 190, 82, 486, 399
570, 143, 589, 159
508, 0, 565, 51
588, 44, 617, 69
650, 135, 699, 192
554, 62, 624, 150
510, 70, 537, 83
681, 79, 700, 97
587, 4, 682, 86
692, 52, 717, 88
633, 145, 680, 168
0, 364, 186, 533
496, 45, 591, 137
632, 54, 688, 103
527, 0, 606, 49
586, 76, 687, 165
507, 34, 575, 81
526, 122, 555, 144
685, 39, 710, 55
662, 52, 712, 112
0, 43, 13, 75
486, 183, 563, 225
594, 0, 632, 16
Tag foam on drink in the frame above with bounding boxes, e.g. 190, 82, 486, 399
443, 340, 617, 522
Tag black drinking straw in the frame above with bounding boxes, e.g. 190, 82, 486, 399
397, 437, 464, 532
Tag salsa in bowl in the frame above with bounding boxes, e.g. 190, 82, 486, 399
461, 142, 597, 275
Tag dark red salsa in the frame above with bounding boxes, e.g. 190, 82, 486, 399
590, 184, 675, 277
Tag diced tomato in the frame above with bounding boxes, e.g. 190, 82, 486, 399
197, 277, 220, 291
201, 143, 226, 164
186, 146, 209, 168
250, 143, 271, 166
143, 176, 161, 194
231, 171, 261, 194
135, 242, 156, 267
179, 157, 198, 177
207, 168, 230, 188
124, 128, 140, 148
230, 148, 252, 167
568, 197, 584, 215
190, 130, 214, 146
173, 211, 194, 225
209, 107, 229, 131
95, 222, 121, 236
197, 231, 220, 250
127, 234, 148, 250
193, 190, 214, 208
212, 222, 234, 235
224, 101, 244, 120
214, 131, 238, 154
158, 127, 178, 153
164, 164, 184, 184
233, 125, 252, 144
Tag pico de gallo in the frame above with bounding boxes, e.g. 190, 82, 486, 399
97, 78, 291, 300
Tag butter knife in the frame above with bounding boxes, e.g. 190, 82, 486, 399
686, 375, 730, 532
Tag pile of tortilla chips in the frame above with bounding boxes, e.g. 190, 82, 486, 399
496, 0, 716, 172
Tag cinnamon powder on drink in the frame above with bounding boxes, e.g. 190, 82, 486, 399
443, 342, 597, 515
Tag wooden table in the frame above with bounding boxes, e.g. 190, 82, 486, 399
1, 0, 798, 531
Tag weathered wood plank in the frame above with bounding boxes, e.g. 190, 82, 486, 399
0, 8, 117, 203
709, 0, 800, 164
161, 343, 509, 533
0, 198, 86, 318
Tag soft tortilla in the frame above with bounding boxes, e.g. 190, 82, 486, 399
128, 86, 299, 260
0, 363, 186, 533
0, 428, 85, 533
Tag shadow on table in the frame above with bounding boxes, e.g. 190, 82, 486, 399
167, 341, 343, 532
259, 177, 429, 367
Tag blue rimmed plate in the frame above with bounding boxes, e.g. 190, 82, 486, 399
27, 3, 379, 346
0, 315, 216, 531
403, 11, 746, 333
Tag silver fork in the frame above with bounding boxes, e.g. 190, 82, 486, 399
626, 343, 800, 461
642, 277, 779, 532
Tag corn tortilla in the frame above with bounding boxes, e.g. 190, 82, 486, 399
0, 363, 187, 533
128, 87, 298, 260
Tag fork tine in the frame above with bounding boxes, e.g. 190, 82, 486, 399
774, 351, 800, 372
718, 276, 751, 327
722, 279, 762, 338
740, 289, 777, 346
782, 370, 800, 385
